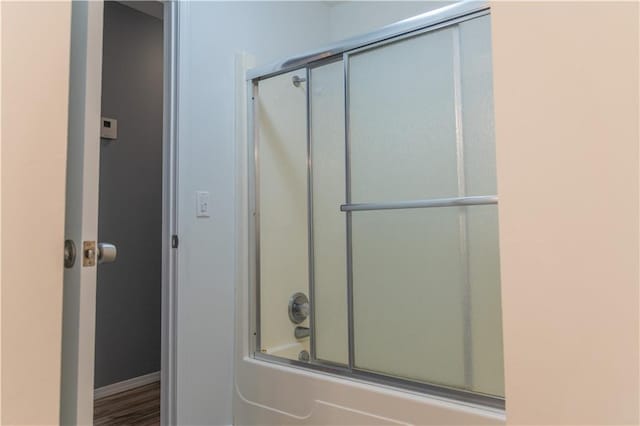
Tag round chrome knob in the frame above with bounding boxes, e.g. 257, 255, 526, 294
288, 292, 309, 324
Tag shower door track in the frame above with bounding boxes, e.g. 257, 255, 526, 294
247, 0, 504, 411
246, 1, 489, 82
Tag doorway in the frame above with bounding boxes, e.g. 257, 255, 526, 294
93, 2, 164, 424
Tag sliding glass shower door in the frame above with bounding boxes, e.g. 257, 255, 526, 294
250, 6, 504, 406
348, 16, 502, 397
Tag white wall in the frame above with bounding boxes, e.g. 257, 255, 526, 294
1, 2, 71, 424
327, 1, 449, 41
176, 3, 331, 424
491, 2, 639, 424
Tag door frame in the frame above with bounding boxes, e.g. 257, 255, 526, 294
161, 1, 179, 425
62, 1, 178, 424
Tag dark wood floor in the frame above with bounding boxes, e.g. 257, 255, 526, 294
94, 381, 160, 426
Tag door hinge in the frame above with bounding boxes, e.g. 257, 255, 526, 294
171, 234, 179, 249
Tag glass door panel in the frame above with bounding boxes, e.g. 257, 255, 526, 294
349, 28, 458, 203
310, 61, 349, 365
347, 15, 503, 396
257, 69, 310, 361
467, 205, 504, 396
351, 205, 503, 396
351, 207, 466, 388
460, 15, 497, 196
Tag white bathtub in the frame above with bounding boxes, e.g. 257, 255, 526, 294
264, 340, 310, 361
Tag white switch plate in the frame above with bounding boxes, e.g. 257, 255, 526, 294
101, 117, 117, 139
196, 191, 210, 218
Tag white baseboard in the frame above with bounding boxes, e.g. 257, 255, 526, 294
94, 371, 161, 400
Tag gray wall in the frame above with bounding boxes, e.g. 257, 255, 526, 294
95, 1, 163, 388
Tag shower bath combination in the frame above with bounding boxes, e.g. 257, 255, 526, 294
247, 1, 504, 409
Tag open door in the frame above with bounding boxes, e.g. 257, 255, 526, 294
61, 3, 176, 423
60, 2, 104, 424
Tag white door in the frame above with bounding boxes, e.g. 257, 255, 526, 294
60, 2, 104, 424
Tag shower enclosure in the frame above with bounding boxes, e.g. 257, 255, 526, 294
247, 1, 504, 408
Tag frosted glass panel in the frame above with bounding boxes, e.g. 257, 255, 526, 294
348, 17, 503, 396
352, 208, 466, 388
352, 205, 503, 396
310, 61, 349, 365
349, 28, 458, 202
257, 70, 310, 361
468, 205, 504, 396
460, 15, 497, 195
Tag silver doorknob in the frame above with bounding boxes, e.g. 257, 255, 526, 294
97, 243, 117, 264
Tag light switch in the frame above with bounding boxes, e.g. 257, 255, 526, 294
196, 191, 210, 218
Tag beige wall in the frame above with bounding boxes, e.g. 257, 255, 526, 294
491, 2, 639, 424
0, 2, 3, 420
1, 2, 71, 424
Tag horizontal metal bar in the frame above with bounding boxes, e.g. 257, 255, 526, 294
340, 196, 498, 212
246, 1, 489, 81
